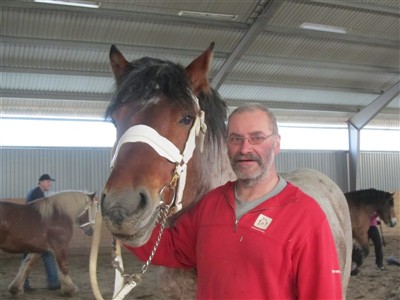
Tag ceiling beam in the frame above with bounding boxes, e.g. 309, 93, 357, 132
224, 98, 399, 115
347, 81, 399, 190
241, 54, 399, 74
348, 81, 400, 130
0, 90, 111, 102
211, 0, 284, 90
0, 70, 382, 95
264, 25, 399, 49
3, 90, 398, 116
0, 66, 111, 77
3, 1, 396, 49
2, 36, 398, 74
310, 0, 400, 15
223, 80, 381, 95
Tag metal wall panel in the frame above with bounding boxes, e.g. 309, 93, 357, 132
359, 152, 400, 192
277, 151, 349, 191
1, 147, 111, 199
1, 148, 398, 199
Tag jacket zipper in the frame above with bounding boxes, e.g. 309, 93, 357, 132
234, 218, 239, 232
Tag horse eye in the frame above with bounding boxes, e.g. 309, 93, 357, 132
180, 116, 194, 126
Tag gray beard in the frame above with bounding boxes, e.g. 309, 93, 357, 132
233, 151, 275, 187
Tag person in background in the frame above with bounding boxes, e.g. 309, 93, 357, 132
22, 174, 60, 292
368, 212, 385, 270
125, 103, 342, 299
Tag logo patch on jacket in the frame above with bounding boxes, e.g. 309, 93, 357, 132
252, 214, 272, 232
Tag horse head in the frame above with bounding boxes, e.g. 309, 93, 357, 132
101, 43, 230, 246
377, 191, 397, 227
77, 192, 97, 236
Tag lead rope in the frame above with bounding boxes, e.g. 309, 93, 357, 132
109, 175, 178, 300
111, 204, 170, 299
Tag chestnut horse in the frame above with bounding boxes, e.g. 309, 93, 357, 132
92, 44, 351, 299
0, 191, 96, 296
345, 188, 396, 273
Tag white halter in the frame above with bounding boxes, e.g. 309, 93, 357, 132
110, 97, 207, 213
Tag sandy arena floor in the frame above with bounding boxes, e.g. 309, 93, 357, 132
1, 236, 399, 300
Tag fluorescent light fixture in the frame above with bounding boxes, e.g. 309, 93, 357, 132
300, 22, 347, 34
178, 10, 237, 21
34, 0, 100, 8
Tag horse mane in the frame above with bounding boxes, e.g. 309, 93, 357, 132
105, 56, 228, 146
31, 191, 90, 221
345, 188, 394, 208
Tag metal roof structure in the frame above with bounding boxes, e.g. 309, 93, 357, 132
1, 0, 399, 127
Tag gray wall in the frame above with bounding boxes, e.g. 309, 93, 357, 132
359, 152, 400, 192
276, 151, 349, 191
1, 147, 399, 199
1, 147, 111, 199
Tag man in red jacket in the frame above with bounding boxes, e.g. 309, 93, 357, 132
126, 103, 342, 299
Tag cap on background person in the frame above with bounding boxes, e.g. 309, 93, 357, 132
39, 174, 55, 182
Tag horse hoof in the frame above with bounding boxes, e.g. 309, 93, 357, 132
8, 285, 23, 296
350, 269, 360, 276
61, 285, 80, 297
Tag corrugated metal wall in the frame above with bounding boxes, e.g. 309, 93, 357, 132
1, 147, 111, 199
277, 151, 349, 191
359, 152, 400, 192
1, 147, 399, 199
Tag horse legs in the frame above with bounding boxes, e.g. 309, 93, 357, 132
350, 244, 363, 276
8, 253, 40, 295
353, 227, 370, 257
53, 247, 79, 296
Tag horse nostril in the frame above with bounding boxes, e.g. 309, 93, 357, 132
139, 193, 147, 209
100, 192, 107, 216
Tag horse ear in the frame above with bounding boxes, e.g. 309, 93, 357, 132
109, 45, 130, 83
186, 42, 215, 96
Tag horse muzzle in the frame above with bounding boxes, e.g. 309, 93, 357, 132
389, 217, 397, 227
100, 189, 161, 246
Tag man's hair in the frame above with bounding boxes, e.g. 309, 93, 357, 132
228, 103, 279, 134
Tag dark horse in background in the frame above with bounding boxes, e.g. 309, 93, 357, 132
90, 43, 351, 299
0, 191, 96, 296
345, 188, 397, 274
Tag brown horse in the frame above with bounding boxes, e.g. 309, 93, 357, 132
0, 191, 97, 296
93, 44, 351, 299
345, 188, 397, 258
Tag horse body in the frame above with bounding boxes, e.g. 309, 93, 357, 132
1, 202, 73, 253
345, 188, 396, 257
98, 44, 351, 299
0, 191, 96, 296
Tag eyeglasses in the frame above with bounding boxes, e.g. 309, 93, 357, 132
227, 134, 275, 145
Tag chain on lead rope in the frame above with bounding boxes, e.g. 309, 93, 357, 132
111, 203, 171, 287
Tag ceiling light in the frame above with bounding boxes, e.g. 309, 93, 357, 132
178, 10, 238, 21
34, 0, 100, 8
300, 22, 347, 34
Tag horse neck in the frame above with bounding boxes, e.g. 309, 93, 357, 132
182, 138, 235, 209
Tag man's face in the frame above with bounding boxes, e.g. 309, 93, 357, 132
227, 110, 280, 185
40, 179, 53, 191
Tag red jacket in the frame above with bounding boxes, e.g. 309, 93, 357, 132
126, 181, 343, 299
